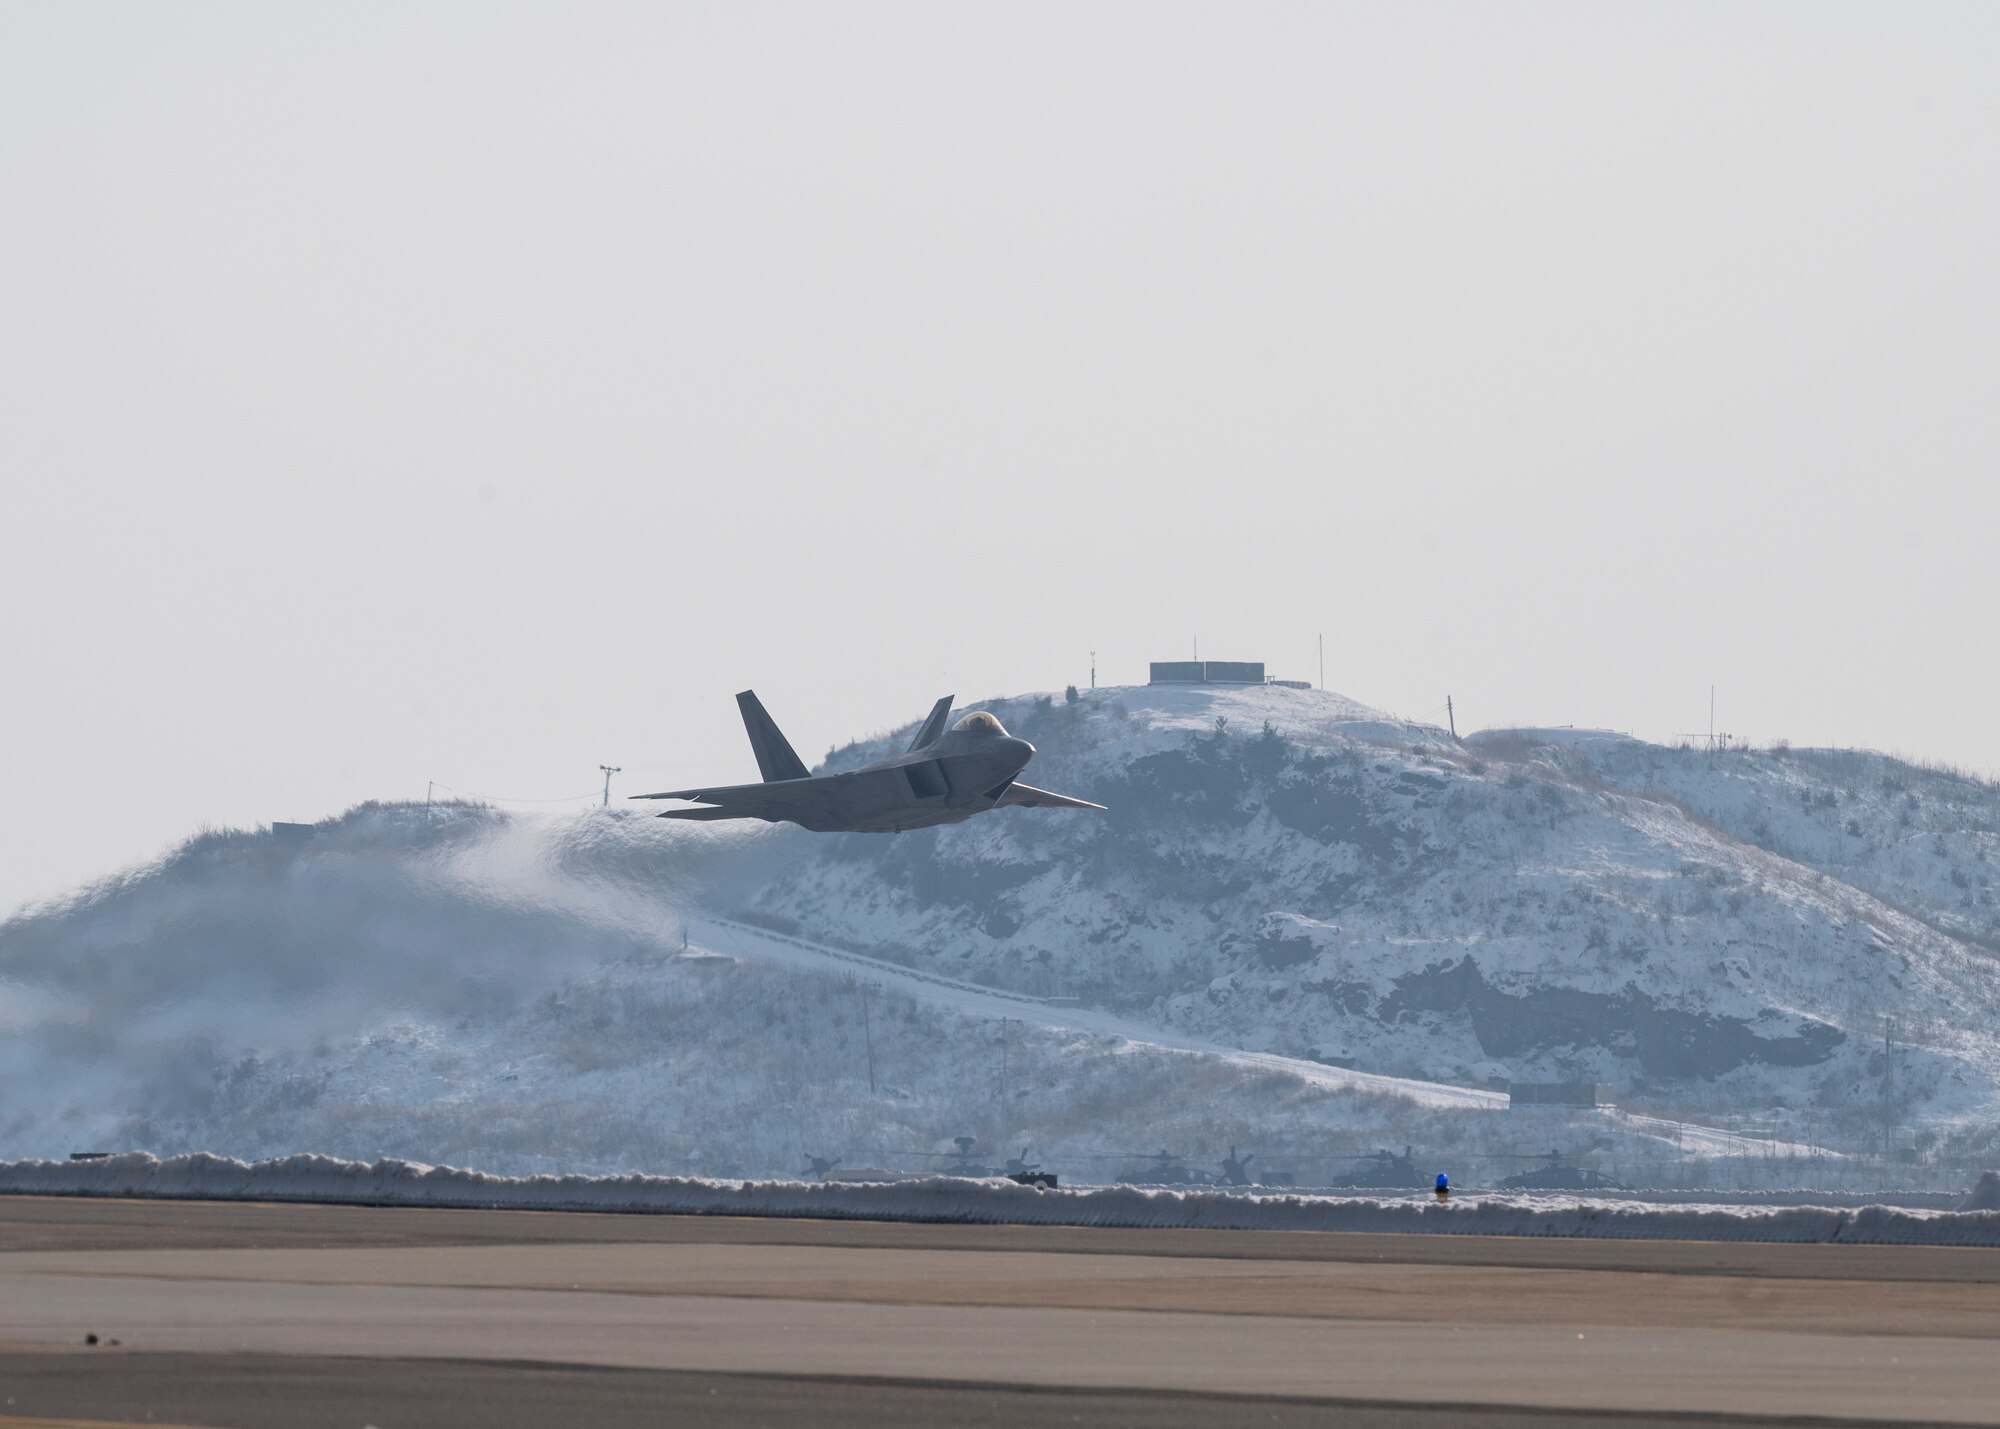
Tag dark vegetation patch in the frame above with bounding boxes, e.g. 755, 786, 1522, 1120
1383, 955, 1845, 1079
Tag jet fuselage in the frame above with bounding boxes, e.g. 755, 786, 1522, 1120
633, 693, 1103, 833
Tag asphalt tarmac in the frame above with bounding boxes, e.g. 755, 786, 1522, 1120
1, 1195, 1996, 1428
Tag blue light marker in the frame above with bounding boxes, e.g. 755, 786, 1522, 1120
1434, 1172, 1450, 1200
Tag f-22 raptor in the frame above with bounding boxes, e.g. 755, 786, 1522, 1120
634, 691, 1105, 833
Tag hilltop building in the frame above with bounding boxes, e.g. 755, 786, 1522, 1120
1150, 660, 1266, 685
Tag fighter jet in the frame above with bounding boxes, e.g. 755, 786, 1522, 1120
633, 691, 1105, 833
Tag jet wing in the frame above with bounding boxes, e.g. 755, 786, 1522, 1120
634, 766, 917, 830
994, 781, 1106, 812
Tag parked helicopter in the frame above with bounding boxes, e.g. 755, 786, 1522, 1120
1104, 1147, 1296, 1188
1218, 1146, 1297, 1188
1109, 1149, 1215, 1186
1324, 1146, 1429, 1189
912, 1136, 1058, 1188
1494, 1147, 1623, 1191
801, 1151, 923, 1184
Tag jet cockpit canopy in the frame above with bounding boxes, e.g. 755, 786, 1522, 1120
953, 711, 1008, 737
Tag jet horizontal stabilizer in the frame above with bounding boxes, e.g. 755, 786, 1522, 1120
631, 778, 798, 805
994, 781, 1108, 812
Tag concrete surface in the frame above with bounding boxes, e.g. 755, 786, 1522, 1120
2, 1196, 1997, 1427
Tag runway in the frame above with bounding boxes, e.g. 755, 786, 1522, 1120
2, 1196, 1997, 1428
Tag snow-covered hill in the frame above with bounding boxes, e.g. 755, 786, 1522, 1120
747, 685, 2000, 1160
2, 683, 1996, 1182
0, 800, 1519, 1179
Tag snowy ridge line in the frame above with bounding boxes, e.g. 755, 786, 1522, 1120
698, 914, 1060, 1007
6, 1154, 2000, 1245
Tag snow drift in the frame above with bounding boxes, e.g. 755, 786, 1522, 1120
7, 1152, 2000, 1246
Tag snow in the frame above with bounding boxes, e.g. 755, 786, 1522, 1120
5, 681, 2000, 1186
1468, 727, 1640, 750
755, 683, 2000, 1164
5, 1152, 1999, 1245
693, 915, 1505, 1111
1102, 682, 1408, 736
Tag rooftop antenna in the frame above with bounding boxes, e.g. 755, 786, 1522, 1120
599, 765, 621, 807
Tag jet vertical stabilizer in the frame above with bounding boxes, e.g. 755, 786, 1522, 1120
906, 696, 955, 752
736, 690, 811, 783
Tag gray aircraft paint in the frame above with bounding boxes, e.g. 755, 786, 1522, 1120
633, 691, 1105, 833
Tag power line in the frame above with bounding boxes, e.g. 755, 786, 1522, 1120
426, 781, 598, 805
613, 759, 747, 774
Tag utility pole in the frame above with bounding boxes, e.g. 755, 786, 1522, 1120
598, 765, 621, 807
1883, 1017, 1896, 1161
426, 780, 434, 810
858, 983, 877, 1094
1446, 696, 1457, 740
1318, 634, 1324, 691
1090, 651, 1096, 690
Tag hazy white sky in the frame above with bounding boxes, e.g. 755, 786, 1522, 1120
3, 2, 1997, 911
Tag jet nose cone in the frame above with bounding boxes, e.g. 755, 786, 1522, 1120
1006, 736, 1036, 761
